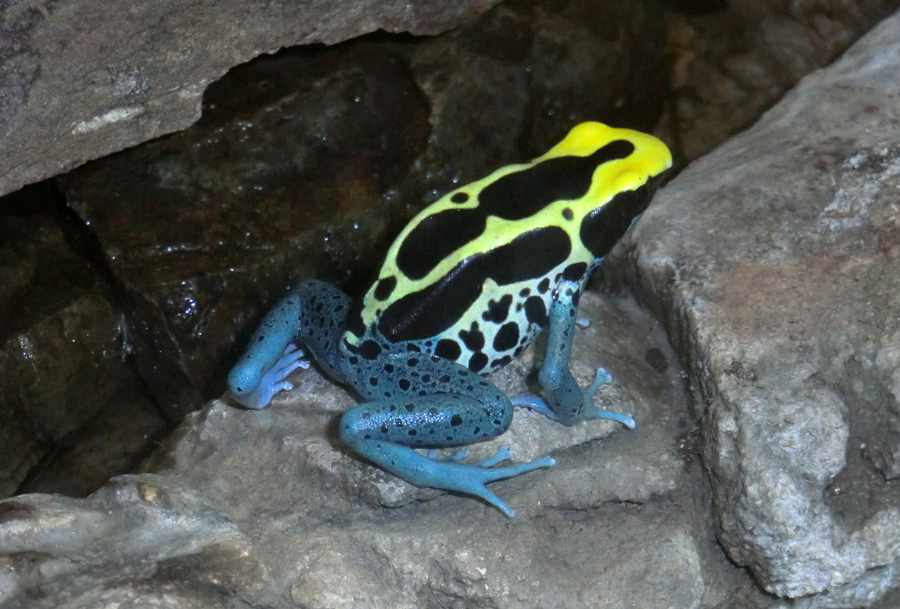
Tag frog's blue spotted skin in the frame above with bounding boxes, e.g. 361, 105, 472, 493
228, 122, 672, 517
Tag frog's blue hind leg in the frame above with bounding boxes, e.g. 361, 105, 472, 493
228, 280, 352, 408
511, 280, 635, 429
339, 356, 555, 517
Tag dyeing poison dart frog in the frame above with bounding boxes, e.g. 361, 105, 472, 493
228, 122, 672, 517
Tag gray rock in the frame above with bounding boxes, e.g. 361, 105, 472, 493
0, 0, 500, 198
628, 8, 900, 603
1, 291, 714, 608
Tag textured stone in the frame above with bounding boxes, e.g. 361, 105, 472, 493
0, 290, 715, 608
628, 8, 900, 602
0, 0, 501, 198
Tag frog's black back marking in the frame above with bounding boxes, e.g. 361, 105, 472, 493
378, 226, 571, 342
373, 276, 397, 301
493, 322, 519, 351
537, 278, 551, 293
394, 140, 635, 282
482, 294, 512, 323
434, 338, 462, 360
562, 262, 588, 281
468, 352, 489, 372
524, 296, 548, 326
396, 209, 487, 280
458, 322, 485, 351
579, 179, 659, 258
477, 140, 635, 221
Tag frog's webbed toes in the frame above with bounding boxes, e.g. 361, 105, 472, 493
404, 446, 555, 517
458, 453, 556, 517
232, 344, 309, 409
583, 368, 635, 428
513, 368, 634, 428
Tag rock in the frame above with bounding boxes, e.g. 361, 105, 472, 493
0, 0, 501, 198
0, 194, 167, 497
0, 290, 715, 608
0, 475, 272, 607
4, 3, 900, 607
662, 1, 900, 161
628, 8, 900, 603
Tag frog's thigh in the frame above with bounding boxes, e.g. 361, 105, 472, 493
342, 356, 513, 449
339, 356, 557, 516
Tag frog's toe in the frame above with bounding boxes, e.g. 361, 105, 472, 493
459, 455, 557, 517
511, 396, 559, 421
585, 367, 613, 398
583, 367, 635, 428
235, 345, 308, 409
475, 446, 513, 468
274, 344, 310, 373
261, 345, 308, 385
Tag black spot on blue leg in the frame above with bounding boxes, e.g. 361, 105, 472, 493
359, 340, 382, 360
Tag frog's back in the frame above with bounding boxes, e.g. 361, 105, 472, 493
344, 122, 672, 374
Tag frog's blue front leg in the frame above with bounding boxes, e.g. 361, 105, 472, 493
339, 356, 555, 517
228, 290, 307, 409
512, 280, 635, 428
228, 280, 352, 409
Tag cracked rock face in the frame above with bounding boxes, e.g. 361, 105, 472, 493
630, 10, 900, 604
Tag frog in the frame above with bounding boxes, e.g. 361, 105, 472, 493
227, 122, 672, 517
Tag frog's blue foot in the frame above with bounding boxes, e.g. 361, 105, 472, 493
229, 344, 309, 409
582, 368, 635, 428
512, 368, 635, 429
344, 437, 554, 517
